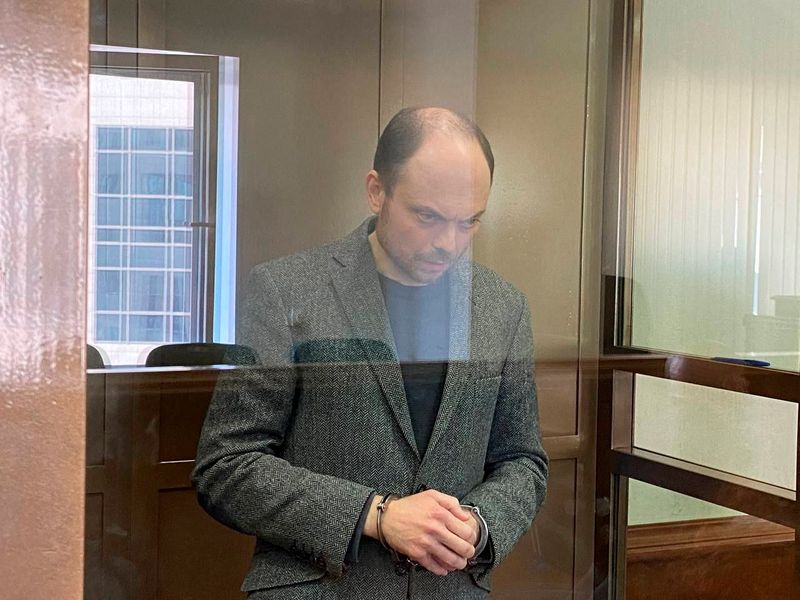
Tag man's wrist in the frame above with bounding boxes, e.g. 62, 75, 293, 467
363, 494, 384, 539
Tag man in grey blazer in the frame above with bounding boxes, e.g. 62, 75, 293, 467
193, 107, 548, 598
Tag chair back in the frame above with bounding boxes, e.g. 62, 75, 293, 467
144, 342, 257, 367
87, 344, 106, 369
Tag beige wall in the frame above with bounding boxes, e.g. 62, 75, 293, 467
0, 0, 88, 597
377, 0, 590, 435
475, 0, 589, 435
379, 0, 480, 123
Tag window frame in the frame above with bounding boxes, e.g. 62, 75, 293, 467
88, 48, 221, 361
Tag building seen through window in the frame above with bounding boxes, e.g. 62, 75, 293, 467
89, 74, 198, 365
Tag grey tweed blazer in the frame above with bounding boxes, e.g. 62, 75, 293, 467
192, 217, 548, 599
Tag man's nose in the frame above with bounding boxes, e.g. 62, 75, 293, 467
432, 222, 458, 256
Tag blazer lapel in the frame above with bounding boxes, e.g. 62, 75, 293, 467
329, 219, 420, 460
424, 257, 476, 458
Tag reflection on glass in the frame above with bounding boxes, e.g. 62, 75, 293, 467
95, 314, 121, 342
96, 153, 123, 194
97, 126, 123, 150
97, 196, 122, 225
132, 197, 167, 227
172, 198, 191, 226
633, 375, 797, 491
96, 245, 121, 268
131, 230, 167, 244
171, 315, 190, 342
96, 271, 122, 310
129, 315, 165, 342
129, 272, 165, 312
131, 127, 167, 151
174, 128, 193, 152
629, 0, 800, 371
173, 154, 193, 196
172, 272, 190, 313
97, 228, 122, 242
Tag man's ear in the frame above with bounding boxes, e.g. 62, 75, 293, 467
365, 170, 386, 215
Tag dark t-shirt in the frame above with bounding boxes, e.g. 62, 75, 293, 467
379, 273, 450, 456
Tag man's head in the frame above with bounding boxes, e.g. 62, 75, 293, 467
366, 107, 494, 285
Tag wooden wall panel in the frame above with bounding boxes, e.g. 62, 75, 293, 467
86, 369, 256, 599
87, 369, 106, 466
493, 459, 576, 599
84, 494, 105, 600
87, 369, 583, 599
158, 378, 218, 462
157, 489, 253, 600
626, 516, 794, 599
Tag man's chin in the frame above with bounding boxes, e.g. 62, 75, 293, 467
411, 262, 451, 284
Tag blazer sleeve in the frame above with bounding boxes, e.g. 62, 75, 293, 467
191, 265, 375, 577
460, 295, 549, 582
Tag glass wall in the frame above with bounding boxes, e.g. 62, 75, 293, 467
5, 0, 797, 598
606, 3, 800, 598
80, 1, 597, 599
628, 0, 800, 372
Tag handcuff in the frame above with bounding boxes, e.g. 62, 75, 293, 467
376, 494, 489, 570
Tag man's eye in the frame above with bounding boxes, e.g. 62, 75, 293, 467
417, 212, 436, 223
460, 218, 480, 229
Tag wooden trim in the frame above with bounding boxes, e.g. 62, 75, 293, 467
86, 466, 108, 494
619, 0, 643, 347
611, 448, 797, 528
543, 435, 580, 460
627, 515, 794, 561
610, 475, 629, 600
663, 355, 800, 404
611, 371, 634, 450
600, 353, 800, 405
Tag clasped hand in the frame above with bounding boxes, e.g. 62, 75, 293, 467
366, 489, 478, 576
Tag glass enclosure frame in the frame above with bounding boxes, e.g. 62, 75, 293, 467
595, 0, 800, 597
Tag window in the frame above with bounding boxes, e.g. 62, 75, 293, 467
92, 121, 194, 357
625, 0, 800, 372
89, 74, 201, 365
88, 48, 240, 366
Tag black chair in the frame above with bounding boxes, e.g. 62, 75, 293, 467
144, 342, 258, 368
87, 344, 106, 369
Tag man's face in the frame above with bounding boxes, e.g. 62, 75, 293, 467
367, 132, 491, 285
